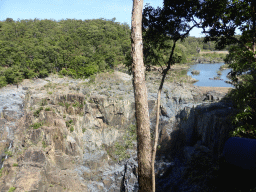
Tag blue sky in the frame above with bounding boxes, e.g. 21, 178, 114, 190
0, 0, 204, 37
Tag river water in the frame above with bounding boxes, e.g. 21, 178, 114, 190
187, 62, 234, 87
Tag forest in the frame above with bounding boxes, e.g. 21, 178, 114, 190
0, 17, 224, 87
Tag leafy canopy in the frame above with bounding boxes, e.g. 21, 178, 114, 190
198, 0, 256, 138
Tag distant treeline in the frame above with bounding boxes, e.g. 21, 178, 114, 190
0, 18, 130, 87
0, 18, 229, 87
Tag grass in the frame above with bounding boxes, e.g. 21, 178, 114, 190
65, 102, 71, 109
72, 100, 79, 107
40, 98, 48, 106
5, 150, 13, 156
58, 102, 65, 107
0, 167, 3, 177
82, 128, 86, 133
66, 119, 73, 127
12, 163, 18, 167
33, 107, 43, 117
8, 187, 16, 192
42, 141, 47, 148
30, 122, 43, 129
106, 124, 137, 161
45, 107, 51, 111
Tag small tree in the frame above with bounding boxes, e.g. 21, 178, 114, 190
142, 1, 202, 191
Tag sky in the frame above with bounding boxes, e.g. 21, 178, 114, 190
0, 0, 204, 37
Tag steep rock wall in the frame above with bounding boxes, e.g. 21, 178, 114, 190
0, 74, 234, 192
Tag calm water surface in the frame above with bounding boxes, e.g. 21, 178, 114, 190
187, 63, 234, 87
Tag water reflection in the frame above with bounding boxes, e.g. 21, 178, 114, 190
187, 63, 234, 87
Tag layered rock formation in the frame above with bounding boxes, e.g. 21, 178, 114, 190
0, 72, 235, 191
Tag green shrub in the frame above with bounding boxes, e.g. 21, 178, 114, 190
45, 107, 51, 111
12, 163, 18, 167
42, 141, 47, 148
30, 122, 43, 129
0, 167, 3, 177
70, 126, 74, 133
41, 98, 47, 106
66, 119, 73, 127
72, 101, 79, 107
0, 75, 7, 88
22, 68, 37, 79
38, 69, 49, 78
8, 186, 16, 192
33, 107, 44, 117
113, 124, 137, 161
4, 66, 23, 84
65, 102, 70, 109
58, 102, 64, 107
4, 150, 12, 156
67, 69, 77, 78
59, 68, 68, 76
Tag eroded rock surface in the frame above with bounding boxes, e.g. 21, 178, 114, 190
0, 72, 234, 191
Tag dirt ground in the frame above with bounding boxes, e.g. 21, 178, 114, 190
200, 51, 229, 54
197, 86, 234, 95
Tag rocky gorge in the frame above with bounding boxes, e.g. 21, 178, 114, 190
0, 69, 237, 192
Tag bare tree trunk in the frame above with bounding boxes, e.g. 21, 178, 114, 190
131, 0, 152, 191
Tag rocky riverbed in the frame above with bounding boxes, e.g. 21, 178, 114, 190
0, 70, 236, 191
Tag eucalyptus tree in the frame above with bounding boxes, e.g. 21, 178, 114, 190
131, 0, 153, 191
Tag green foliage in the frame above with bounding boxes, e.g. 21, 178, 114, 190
0, 167, 3, 177
58, 102, 64, 107
0, 18, 131, 86
22, 68, 37, 79
38, 69, 49, 78
12, 163, 18, 167
40, 98, 47, 106
65, 102, 70, 109
42, 141, 47, 148
114, 124, 137, 161
4, 66, 23, 84
44, 107, 51, 111
200, 0, 256, 139
70, 126, 74, 133
0, 75, 7, 88
4, 150, 12, 156
82, 128, 86, 133
33, 107, 43, 117
30, 122, 43, 129
66, 119, 73, 128
72, 100, 79, 107
8, 186, 16, 192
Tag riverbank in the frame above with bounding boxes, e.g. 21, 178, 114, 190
198, 86, 233, 95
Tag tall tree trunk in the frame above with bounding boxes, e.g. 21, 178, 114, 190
131, 0, 153, 191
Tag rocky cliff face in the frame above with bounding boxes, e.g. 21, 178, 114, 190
0, 72, 234, 192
